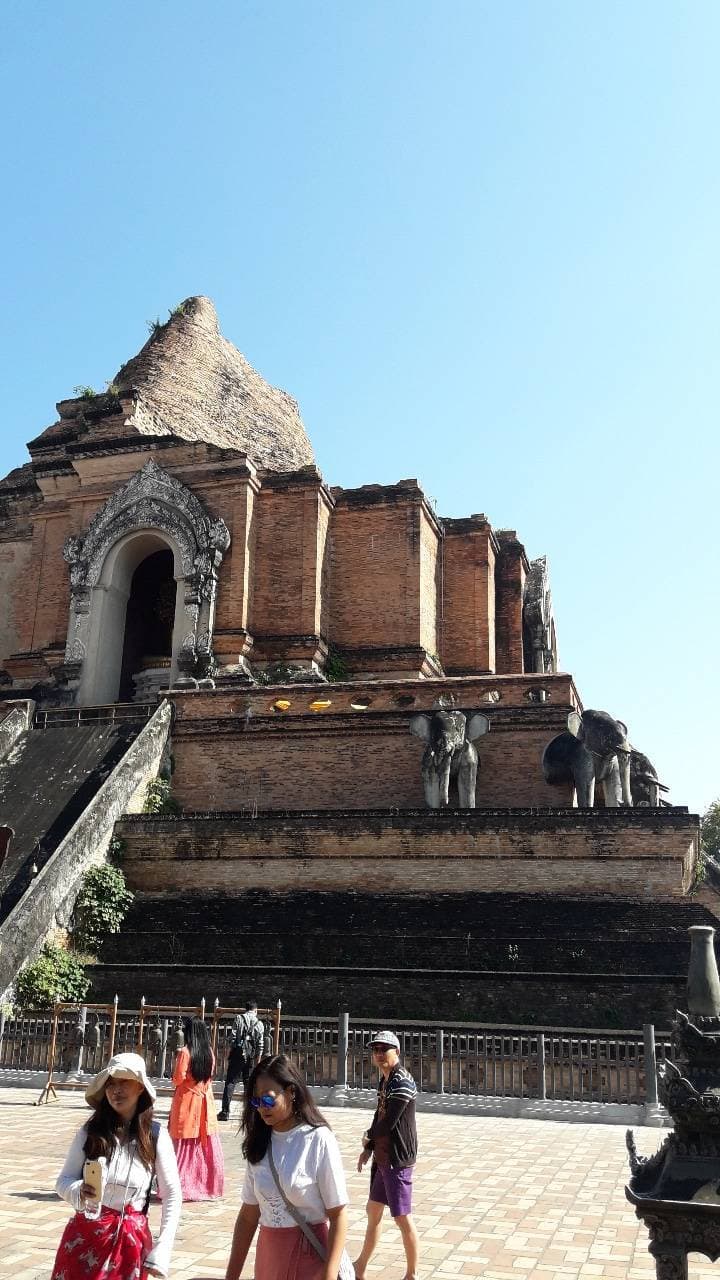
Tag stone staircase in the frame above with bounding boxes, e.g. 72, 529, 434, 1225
89, 888, 713, 1024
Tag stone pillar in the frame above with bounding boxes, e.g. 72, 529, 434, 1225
687, 926, 720, 1019
495, 531, 528, 675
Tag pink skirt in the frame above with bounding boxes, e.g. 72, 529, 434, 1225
254, 1222, 329, 1280
173, 1133, 225, 1200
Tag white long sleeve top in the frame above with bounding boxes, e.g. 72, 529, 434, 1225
55, 1121, 181, 1277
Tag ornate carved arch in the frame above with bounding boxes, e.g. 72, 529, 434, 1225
63, 459, 230, 691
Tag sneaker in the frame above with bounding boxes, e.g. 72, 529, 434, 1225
218, 1111, 229, 1121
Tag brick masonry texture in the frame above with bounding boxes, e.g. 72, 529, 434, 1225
114, 808, 699, 900
5, 1087, 709, 1280
90, 959, 688, 1023
168, 677, 584, 811
0, 300, 559, 683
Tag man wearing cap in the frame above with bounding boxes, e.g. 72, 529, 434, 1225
354, 1030, 419, 1280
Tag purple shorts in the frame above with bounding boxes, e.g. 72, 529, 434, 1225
369, 1163, 414, 1217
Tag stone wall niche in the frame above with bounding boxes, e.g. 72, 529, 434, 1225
63, 460, 230, 706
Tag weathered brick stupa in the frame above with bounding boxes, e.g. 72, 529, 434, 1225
0, 297, 707, 1021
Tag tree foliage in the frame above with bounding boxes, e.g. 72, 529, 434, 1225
142, 778, 180, 815
701, 800, 720, 861
14, 943, 89, 1010
72, 863, 134, 952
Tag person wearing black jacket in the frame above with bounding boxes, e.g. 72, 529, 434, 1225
353, 1030, 419, 1280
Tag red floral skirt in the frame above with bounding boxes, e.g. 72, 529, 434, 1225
51, 1205, 153, 1280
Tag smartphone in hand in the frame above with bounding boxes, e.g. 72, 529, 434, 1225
82, 1157, 106, 1219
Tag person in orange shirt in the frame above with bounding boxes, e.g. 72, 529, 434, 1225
168, 1017, 225, 1201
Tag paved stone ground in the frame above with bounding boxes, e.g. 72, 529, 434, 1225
0, 1086, 716, 1280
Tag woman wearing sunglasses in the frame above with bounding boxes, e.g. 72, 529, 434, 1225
223, 1054, 350, 1280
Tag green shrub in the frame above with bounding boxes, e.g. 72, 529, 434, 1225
72, 864, 134, 953
14, 943, 89, 1010
142, 778, 180, 815
325, 648, 349, 682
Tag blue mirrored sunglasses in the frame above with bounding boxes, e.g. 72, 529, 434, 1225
250, 1093, 278, 1109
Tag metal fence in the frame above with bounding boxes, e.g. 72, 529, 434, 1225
0, 1000, 281, 1085
0, 1005, 669, 1106
33, 703, 155, 729
263, 1013, 670, 1105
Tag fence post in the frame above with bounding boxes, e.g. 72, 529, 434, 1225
436, 1027, 445, 1095
273, 1000, 282, 1055
537, 1032, 547, 1100
337, 1011, 349, 1088
0, 1006, 5, 1064
109, 996, 118, 1058
643, 1023, 659, 1107
74, 1006, 87, 1075
161, 1018, 169, 1078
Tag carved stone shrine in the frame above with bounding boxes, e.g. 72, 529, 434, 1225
626, 926, 720, 1278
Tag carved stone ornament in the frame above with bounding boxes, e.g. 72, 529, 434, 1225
62, 459, 230, 684
523, 556, 557, 674
626, 926, 720, 1279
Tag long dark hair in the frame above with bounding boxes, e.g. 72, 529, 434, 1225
183, 1016, 212, 1084
242, 1054, 329, 1164
84, 1090, 155, 1171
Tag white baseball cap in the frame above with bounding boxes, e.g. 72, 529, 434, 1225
368, 1030, 401, 1051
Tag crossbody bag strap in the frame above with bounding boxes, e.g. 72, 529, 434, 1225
266, 1139, 328, 1262
141, 1121, 160, 1215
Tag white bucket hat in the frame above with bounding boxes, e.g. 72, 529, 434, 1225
85, 1052, 156, 1107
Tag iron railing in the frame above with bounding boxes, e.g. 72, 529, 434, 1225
33, 704, 156, 729
0, 1005, 669, 1106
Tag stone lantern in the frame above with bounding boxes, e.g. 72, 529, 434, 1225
626, 925, 720, 1278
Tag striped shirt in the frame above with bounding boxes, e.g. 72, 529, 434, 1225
369, 1063, 418, 1169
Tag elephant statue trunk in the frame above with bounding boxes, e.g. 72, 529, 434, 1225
542, 708, 634, 808
630, 748, 668, 807
410, 708, 490, 809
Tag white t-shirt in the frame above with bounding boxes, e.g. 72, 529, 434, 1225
241, 1124, 348, 1228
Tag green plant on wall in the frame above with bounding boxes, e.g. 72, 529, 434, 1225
72, 864, 134, 953
143, 778, 180, 815
254, 662, 303, 687
325, 648, 349, 682
14, 943, 90, 1010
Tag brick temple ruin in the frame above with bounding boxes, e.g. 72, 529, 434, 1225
0, 296, 709, 1022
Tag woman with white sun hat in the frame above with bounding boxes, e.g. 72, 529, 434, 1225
52, 1051, 181, 1280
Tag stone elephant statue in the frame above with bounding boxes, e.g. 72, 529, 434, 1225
409, 709, 490, 808
630, 749, 668, 807
542, 708, 632, 807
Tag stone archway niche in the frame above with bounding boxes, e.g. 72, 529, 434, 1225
63, 460, 230, 707
79, 531, 184, 704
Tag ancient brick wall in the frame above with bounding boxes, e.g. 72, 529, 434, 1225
418, 507, 440, 658
0, 434, 539, 686
495, 532, 527, 675
169, 676, 580, 811
88, 959, 686, 1026
440, 520, 497, 674
329, 492, 420, 653
0, 539, 33, 664
115, 809, 699, 900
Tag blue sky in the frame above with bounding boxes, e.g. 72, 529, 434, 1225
1, 1, 717, 814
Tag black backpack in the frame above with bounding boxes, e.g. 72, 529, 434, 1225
234, 1013, 262, 1061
